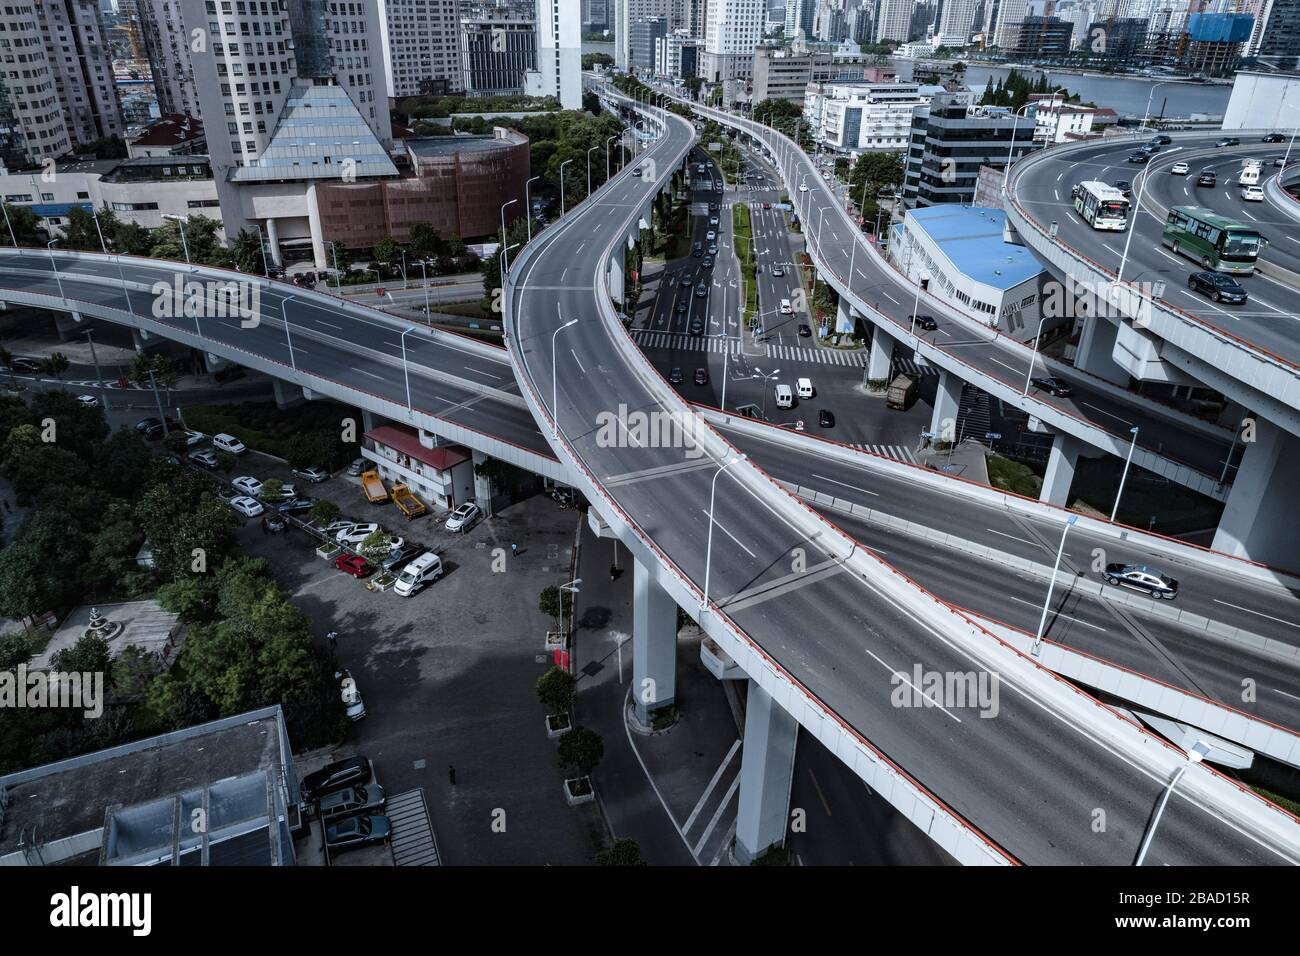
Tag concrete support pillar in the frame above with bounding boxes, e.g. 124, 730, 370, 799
866, 324, 893, 381
53, 311, 81, 341
131, 327, 151, 353
733, 680, 798, 865
631, 558, 677, 728
265, 217, 284, 268
272, 377, 305, 409
609, 253, 625, 307
1072, 316, 1128, 387
361, 409, 377, 433
471, 449, 494, 518
1212, 418, 1300, 573
204, 351, 229, 374
930, 369, 962, 441
1040, 433, 1081, 506
835, 296, 851, 335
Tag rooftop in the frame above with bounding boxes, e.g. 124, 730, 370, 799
128, 114, 204, 149
366, 424, 472, 472
32, 600, 180, 670
406, 133, 520, 158
906, 205, 1045, 290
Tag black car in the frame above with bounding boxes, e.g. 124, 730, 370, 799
692, 245, 703, 258
318, 783, 386, 822
1263, 132, 1286, 143
1103, 563, 1178, 600
702, 256, 713, 268
1151, 134, 1172, 145
1112, 180, 1132, 198
910, 313, 938, 331
7, 357, 42, 374
694, 283, 708, 298
1196, 170, 1217, 187
301, 755, 372, 802
1031, 376, 1072, 397
381, 543, 423, 573
818, 409, 835, 428
679, 275, 693, 287
1188, 271, 1247, 303
1216, 137, 1240, 147
797, 324, 811, 337
324, 813, 391, 852
676, 302, 688, 314
668, 367, 684, 384
276, 496, 318, 515
135, 417, 163, 433
689, 318, 705, 335
1127, 152, 1150, 164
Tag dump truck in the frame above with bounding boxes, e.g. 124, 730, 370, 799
886, 374, 917, 411
360, 469, 389, 503
391, 483, 427, 519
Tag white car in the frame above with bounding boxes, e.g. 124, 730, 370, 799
322, 519, 357, 537
229, 495, 264, 517
231, 476, 263, 498
292, 466, 330, 483
1170, 161, 1190, 175
181, 429, 206, 447
338, 669, 366, 721
706, 231, 716, 241
336, 522, 380, 545
212, 433, 246, 455
1241, 185, 1265, 202
444, 502, 481, 534
798, 184, 809, 192
76, 395, 98, 408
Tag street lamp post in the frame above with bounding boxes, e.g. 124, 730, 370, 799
84, 328, 109, 411
400, 325, 417, 410
162, 213, 190, 263
1110, 426, 1140, 522
560, 159, 574, 216
1139, 80, 1174, 132
418, 259, 430, 319
281, 294, 297, 372
606, 135, 619, 183
525, 176, 541, 242
1001, 103, 1037, 189
91, 208, 132, 312
0, 200, 17, 247
1022, 314, 1051, 396
254, 222, 271, 276
755, 367, 781, 420
500, 198, 518, 279
587, 145, 598, 197
1031, 515, 1077, 657
1135, 745, 1207, 866
700, 456, 745, 619
551, 318, 579, 439
47, 239, 65, 299
558, 579, 582, 654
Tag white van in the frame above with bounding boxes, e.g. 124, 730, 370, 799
775, 384, 794, 409
796, 377, 814, 399
779, 299, 792, 315
394, 552, 443, 597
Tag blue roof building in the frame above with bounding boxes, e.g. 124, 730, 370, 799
892, 205, 1049, 340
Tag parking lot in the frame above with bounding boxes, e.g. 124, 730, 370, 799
228, 459, 604, 865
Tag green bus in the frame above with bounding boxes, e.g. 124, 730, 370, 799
1161, 205, 1268, 276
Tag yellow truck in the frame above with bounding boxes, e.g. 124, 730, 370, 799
391, 483, 427, 519
360, 469, 389, 503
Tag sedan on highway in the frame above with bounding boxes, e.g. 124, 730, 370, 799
1169, 161, 1189, 175
689, 318, 705, 335
1103, 564, 1178, 600
1188, 271, 1247, 304
1216, 136, 1240, 147
1196, 170, 1217, 187
1241, 185, 1264, 202
1263, 132, 1286, 143
1113, 180, 1132, 197
1126, 152, 1150, 164
702, 256, 713, 268
910, 313, 938, 331
669, 367, 684, 384
679, 275, 693, 287
694, 368, 708, 386
76, 395, 98, 408
797, 324, 811, 337
1030, 377, 1072, 397
770, 265, 784, 277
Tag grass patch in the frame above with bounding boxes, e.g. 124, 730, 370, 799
181, 400, 362, 462
437, 301, 494, 320
1255, 787, 1300, 816
987, 455, 1043, 499
732, 203, 758, 324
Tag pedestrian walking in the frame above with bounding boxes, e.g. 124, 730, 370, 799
448, 764, 457, 786
327, 631, 338, 650
510, 542, 518, 557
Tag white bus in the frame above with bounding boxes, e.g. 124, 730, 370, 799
1238, 159, 1263, 186
1071, 181, 1130, 231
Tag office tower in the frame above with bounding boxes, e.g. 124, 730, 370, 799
38, 0, 126, 147
460, 0, 538, 95
138, 0, 201, 117
378, 0, 464, 97
785, 0, 816, 38
935, 0, 978, 44
875, 0, 913, 41
702, 0, 764, 84
630, 16, 669, 68
531, 0, 581, 107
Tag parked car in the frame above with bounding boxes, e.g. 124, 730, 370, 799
1030, 376, 1072, 397
181, 430, 206, 447
76, 395, 98, 408
1216, 136, 1240, 147
262, 482, 297, 502
318, 784, 386, 822
7, 357, 41, 374
324, 814, 391, 853
1188, 271, 1247, 304
189, 449, 219, 469
301, 755, 372, 802
262, 512, 287, 533
135, 417, 162, 433
694, 367, 708, 385
1196, 170, 1217, 187
380, 543, 423, 573
292, 466, 330, 483
277, 496, 318, 515
338, 669, 366, 721
444, 502, 481, 533
1241, 185, 1265, 202
818, 409, 835, 428
347, 458, 366, 476
336, 522, 380, 545
334, 553, 374, 578
212, 433, 246, 455
1103, 563, 1178, 599
229, 495, 264, 518
1169, 162, 1189, 175
322, 519, 357, 537
668, 367, 684, 384
231, 475, 264, 498
393, 552, 443, 597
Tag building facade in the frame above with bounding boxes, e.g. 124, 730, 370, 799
805, 81, 939, 153
459, 1, 538, 96
362, 424, 476, 512
38, 0, 125, 148
529, 0, 581, 109
701, 0, 763, 84
137, 0, 201, 118
377, 0, 464, 97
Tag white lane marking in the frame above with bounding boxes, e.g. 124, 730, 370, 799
811, 473, 879, 497
460, 365, 503, 380
1080, 402, 1135, 426
863, 649, 962, 723
351, 366, 384, 381
1213, 599, 1300, 628
682, 738, 741, 834
570, 349, 586, 374
1275, 688, 1300, 702
985, 528, 1038, 547
316, 319, 343, 330
702, 508, 757, 558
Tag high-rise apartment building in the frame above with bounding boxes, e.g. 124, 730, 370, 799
40, 0, 125, 146
702, 0, 763, 84
0, 6, 72, 167
785, 0, 816, 39
377, 0, 464, 97
875, 0, 913, 42
529, 0, 581, 108
459, 0, 538, 95
137, 0, 201, 117
935, 0, 978, 45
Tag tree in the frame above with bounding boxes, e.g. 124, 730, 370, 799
359, 528, 395, 565
557, 726, 604, 776
157, 573, 220, 623
149, 215, 230, 268
595, 838, 646, 866
538, 584, 573, 626
0, 346, 17, 391
408, 223, 447, 261
40, 352, 70, 380
327, 239, 353, 278
372, 236, 402, 267
261, 477, 284, 502
81, 135, 128, 159
232, 228, 266, 275
0, 203, 41, 246
128, 352, 178, 388
60, 206, 113, 252
111, 644, 159, 699
0, 513, 93, 619
29, 390, 110, 459
287, 429, 348, 471
309, 498, 341, 526
536, 665, 576, 713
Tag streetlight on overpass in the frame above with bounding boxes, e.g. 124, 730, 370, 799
525, 175, 542, 242
0, 200, 17, 247
551, 317, 579, 439
753, 366, 781, 420
605, 135, 620, 183
1110, 426, 1140, 523
1138, 80, 1176, 133
1031, 514, 1077, 658
280, 294, 297, 373
161, 213, 191, 264
700, 455, 746, 621
500, 198, 519, 279
400, 325, 418, 410
560, 159, 575, 216
587, 145, 599, 198
1021, 313, 1051, 396
1135, 743, 1208, 865
91, 207, 132, 313
46, 239, 65, 300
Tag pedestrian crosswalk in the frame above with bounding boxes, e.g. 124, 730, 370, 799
846, 443, 920, 466
891, 357, 935, 378
631, 328, 866, 366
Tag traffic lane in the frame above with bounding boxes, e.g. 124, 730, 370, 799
716, 422, 1300, 643
828, 509, 1300, 734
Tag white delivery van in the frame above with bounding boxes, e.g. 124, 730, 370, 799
775, 384, 794, 409
394, 552, 443, 597
796, 377, 814, 399
780, 298, 792, 315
